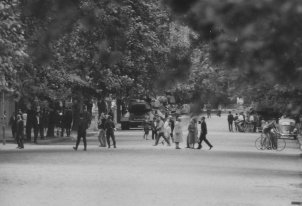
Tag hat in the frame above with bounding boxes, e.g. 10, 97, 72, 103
201, 116, 205, 120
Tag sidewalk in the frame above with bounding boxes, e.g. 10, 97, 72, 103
0, 128, 99, 145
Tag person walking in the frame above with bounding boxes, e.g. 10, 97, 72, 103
16, 114, 24, 149
151, 117, 157, 140
153, 117, 170, 146
73, 109, 90, 151
186, 119, 198, 149
197, 117, 213, 150
164, 117, 173, 143
97, 113, 107, 147
105, 115, 116, 148
173, 117, 183, 149
227, 111, 234, 132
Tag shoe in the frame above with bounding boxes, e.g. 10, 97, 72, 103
73, 146, 77, 151
197, 146, 202, 149
209, 146, 213, 150
20, 147, 24, 149
83, 148, 87, 151
34, 141, 38, 144
113, 145, 116, 148
176, 147, 181, 149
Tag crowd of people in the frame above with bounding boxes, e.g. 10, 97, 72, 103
140, 115, 213, 150
8, 105, 78, 149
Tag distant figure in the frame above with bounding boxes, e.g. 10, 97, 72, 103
63, 107, 73, 137
9, 112, 17, 139
33, 110, 44, 143
105, 116, 116, 148
98, 113, 107, 147
173, 117, 183, 149
143, 120, 150, 140
16, 114, 24, 149
151, 117, 157, 140
164, 117, 173, 143
197, 117, 213, 150
187, 119, 198, 149
73, 111, 89, 151
234, 113, 239, 132
207, 109, 211, 118
26, 107, 35, 141
153, 117, 170, 146
227, 111, 234, 132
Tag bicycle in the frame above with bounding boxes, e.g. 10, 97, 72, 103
255, 131, 286, 151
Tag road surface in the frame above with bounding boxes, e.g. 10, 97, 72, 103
0, 115, 301, 206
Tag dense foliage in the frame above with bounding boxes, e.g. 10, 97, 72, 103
164, 0, 302, 113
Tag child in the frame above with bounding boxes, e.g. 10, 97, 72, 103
143, 120, 150, 140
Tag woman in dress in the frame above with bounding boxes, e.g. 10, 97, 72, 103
173, 117, 183, 149
187, 118, 198, 149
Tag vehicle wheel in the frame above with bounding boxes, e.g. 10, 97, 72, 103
255, 136, 265, 150
276, 138, 286, 151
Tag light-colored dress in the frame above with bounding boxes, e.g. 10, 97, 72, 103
187, 122, 197, 145
174, 121, 183, 143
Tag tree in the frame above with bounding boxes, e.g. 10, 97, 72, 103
164, 0, 302, 113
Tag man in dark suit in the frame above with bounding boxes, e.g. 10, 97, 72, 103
227, 111, 234, 132
73, 106, 90, 151
197, 117, 213, 150
105, 116, 116, 148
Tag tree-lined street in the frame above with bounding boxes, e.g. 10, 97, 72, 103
1, 115, 301, 206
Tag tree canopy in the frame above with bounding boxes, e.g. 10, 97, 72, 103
164, 0, 302, 113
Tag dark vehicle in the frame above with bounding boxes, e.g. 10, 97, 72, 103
120, 99, 152, 130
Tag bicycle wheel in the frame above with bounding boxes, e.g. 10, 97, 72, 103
276, 138, 286, 151
255, 137, 265, 150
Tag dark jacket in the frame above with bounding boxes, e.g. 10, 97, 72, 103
105, 119, 115, 132
16, 119, 24, 137
200, 121, 207, 135
227, 114, 234, 122
78, 115, 89, 132
9, 115, 17, 131
98, 118, 106, 130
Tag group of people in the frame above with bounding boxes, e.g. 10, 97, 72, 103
96, 112, 116, 149
9, 106, 74, 149
9, 106, 73, 146
144, 115, 213, 150
227, 111, 258, 132
187, 117, 213, 150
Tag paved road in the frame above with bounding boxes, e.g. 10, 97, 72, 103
0, 115, 301, 206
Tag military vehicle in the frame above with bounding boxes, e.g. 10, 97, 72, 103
120, 99, 152, 130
